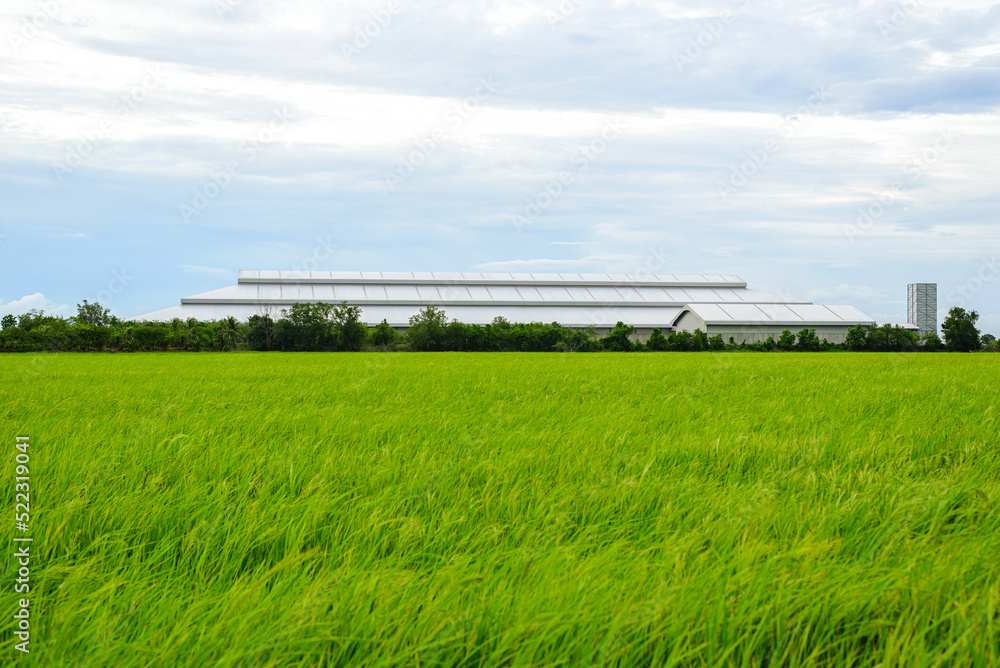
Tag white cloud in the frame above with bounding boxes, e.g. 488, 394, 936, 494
0, 293, 71, 317
0, 0, 997, 319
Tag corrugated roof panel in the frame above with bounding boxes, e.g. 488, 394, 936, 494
258, 284, 282, 301
716, 304, 773, 321
564, 287, 594, 301
587, 287, 621, 301
364, 285, 387, 300
438, 286, 471, 301
333, 285, 364, 300
786, 304, 842, 322
313, 285, 336, 300
738, 289, 798, 303
385, 285, 420, 300
486, 286, 522, 301
635, 287, 669, 302
281, 285, 314, 300
516, 286, 542, 300
718, 289, 745, 302
683, 288, 723, 302
688, 304, 733, 322
466, 286, 492, 300
658, 288, 689, 301
414, 286, 439, 301
536, 286, 572, 300
756, 304, 803, 322
710, 289, 744, 302
615, 287, 645, 302
827, 305, 875, 322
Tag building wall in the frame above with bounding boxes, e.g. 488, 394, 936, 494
673, 312, 853, 344
907, 283, 937, 335
705, 325, 852, 345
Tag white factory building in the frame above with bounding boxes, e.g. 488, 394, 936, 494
135, 270, 876, 343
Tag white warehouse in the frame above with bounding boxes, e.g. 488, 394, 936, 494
135, 270, 876, 344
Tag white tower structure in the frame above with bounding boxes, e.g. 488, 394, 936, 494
907, 283, 937, 335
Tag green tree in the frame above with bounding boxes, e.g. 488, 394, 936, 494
647, 328, 668, 351
75, 300, 111, 327
371, 319, 398, 348
564, 325, 599, 352
217, 316, 242, 351
692, 329, 709, 351
407, 306, 449, 351
708, 333, 725, 351
17, 310, 47, 332
1, 314, 14, 330
601, 322, 635, 352
283, 302, 334, 350
776, 329, 796, 351
246, 314, 276, 351
920, 331, 944, 352
331, 302, 367, 351
845, 324, 868, 351
795, 328, 821, 351
941, 307, 981, 352
666, 330, 693, 351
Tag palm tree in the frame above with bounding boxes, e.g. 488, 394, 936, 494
218, 316, 242, 351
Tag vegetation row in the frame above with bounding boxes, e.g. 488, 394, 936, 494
0, 300, 993, 353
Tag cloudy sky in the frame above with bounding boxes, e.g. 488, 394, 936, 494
1, 0, 998, 331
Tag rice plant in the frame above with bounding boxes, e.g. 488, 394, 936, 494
1, 352, 997, 666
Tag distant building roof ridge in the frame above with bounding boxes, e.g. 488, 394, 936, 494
236, 269, 748, 288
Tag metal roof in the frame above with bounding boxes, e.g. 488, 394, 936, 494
676, 303, 875, 327
180, 282, 803, 308
237, 270, 748, 288
134, 269, 875, 329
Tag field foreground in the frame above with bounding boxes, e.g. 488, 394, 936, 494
1, 352, 998, 666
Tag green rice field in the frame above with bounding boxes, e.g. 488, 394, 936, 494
2, 352, 998, 666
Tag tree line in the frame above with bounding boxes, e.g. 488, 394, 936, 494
0, 300, 994, 353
